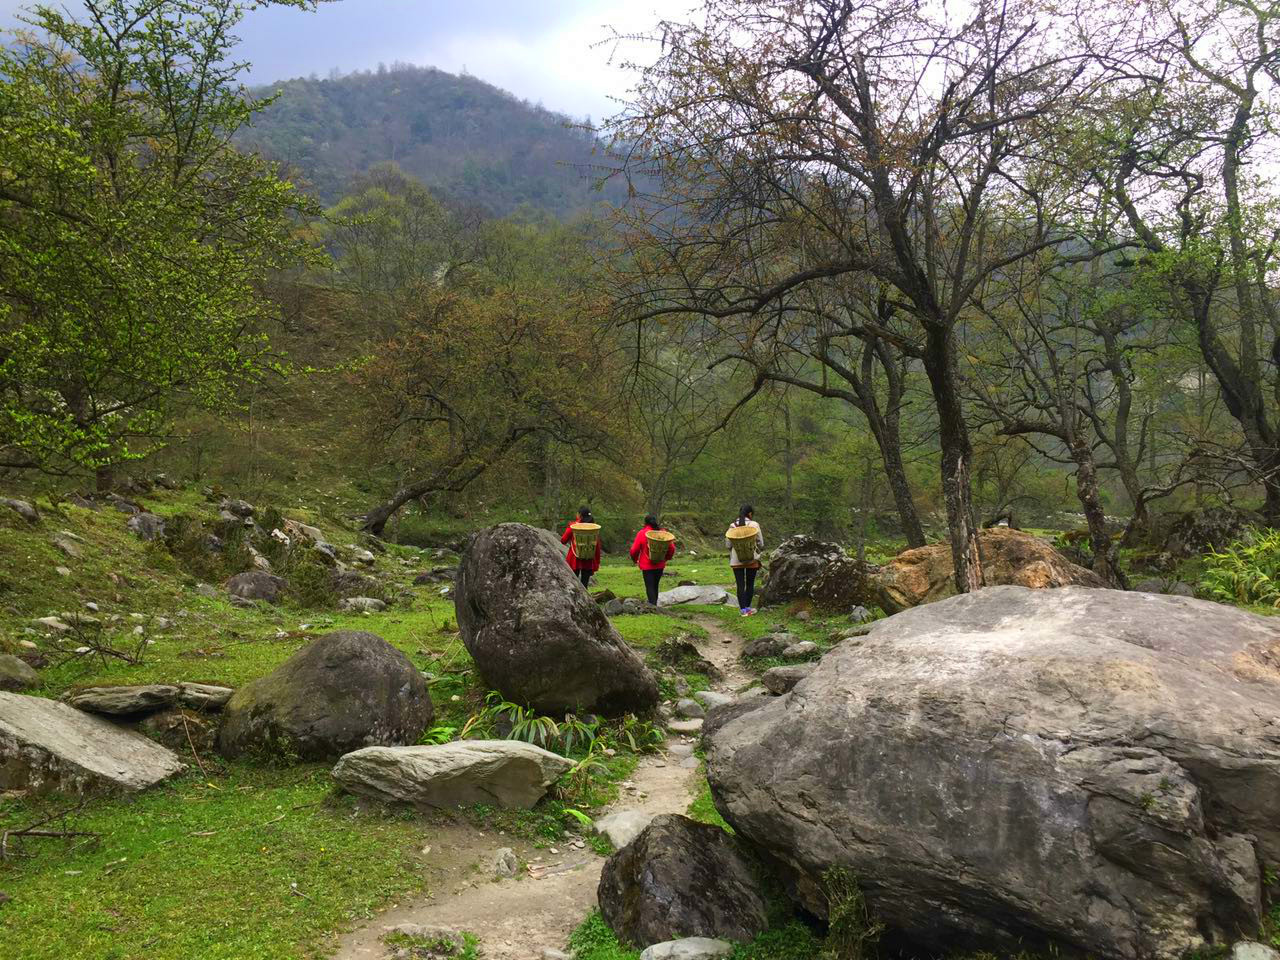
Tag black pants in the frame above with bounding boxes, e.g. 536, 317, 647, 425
733, 566, 758, 610
642, 568, 663, 605
577, 567, 592, 588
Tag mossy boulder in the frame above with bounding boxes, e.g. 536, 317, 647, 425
218, 630, 433, 761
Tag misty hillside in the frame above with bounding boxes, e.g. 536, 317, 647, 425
242, 64, 628, 216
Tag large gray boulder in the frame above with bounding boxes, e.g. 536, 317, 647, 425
226, 570, 286, 604
218, 631, 433, 760
760, 535, 879, 611
706, 586, 1280, 960
331, 741, 573, 809
455, 524, 658, 715
598, 814, 769, 947
0, 691, 184, 795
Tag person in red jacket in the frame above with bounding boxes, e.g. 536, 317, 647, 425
561, 506, 601, 588
630, 514, 676, 605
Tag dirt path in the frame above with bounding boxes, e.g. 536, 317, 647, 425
331, 614, 747, 960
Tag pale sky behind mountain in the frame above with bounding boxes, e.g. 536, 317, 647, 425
0, 0, 698, 120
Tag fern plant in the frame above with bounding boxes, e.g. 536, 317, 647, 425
1200, 528, 1280, 607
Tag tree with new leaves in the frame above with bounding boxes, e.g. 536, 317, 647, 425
606, 0, 1100, 591
0, 0, 322, 488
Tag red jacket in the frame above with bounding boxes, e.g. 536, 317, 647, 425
630, 525, 676, 571
561, 522, 601, 572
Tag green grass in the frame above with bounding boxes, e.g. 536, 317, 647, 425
0, 765, 428, 960
687, 773, 733, 834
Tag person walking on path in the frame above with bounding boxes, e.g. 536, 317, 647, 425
630, 514, 676, 605
726, 504, 764, 616
561, 506, 601, 589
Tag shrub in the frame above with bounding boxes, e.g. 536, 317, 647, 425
1199, 528, 1280, 607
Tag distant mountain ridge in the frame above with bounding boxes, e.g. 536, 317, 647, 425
242, 64, 627, 217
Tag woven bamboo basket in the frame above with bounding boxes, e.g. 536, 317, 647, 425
570, 522, 601, 557
645, 529, 675, 565
727, 524, 759, 564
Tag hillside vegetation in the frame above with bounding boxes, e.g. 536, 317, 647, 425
242, 65, 629, 216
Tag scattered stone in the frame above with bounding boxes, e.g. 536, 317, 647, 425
219, 631, 433, 761
593, 589, 617, 604
455, 524, 658, 716
693, 691, 734, 711
598, 814, 769, 947
1, 498, 39, 524
194, 583, 219, 599
761, 664, 815, 695
51, 534, 83, 559
284, 518, 324, 542
657, 585, 730, 607
654, 639, 722, 680
332, 740, 573, 809
679, 756, 699, 769
126, 512, 166, 542
876, 526, 1104, 613
176, 683, 235, 712
741, 635, 788, 659
338, 596, 387, 613
351, 548, 376, 566
603, 598, 625, 617
0, 691, 184, 795
640, 939, 734, 960
781, 640, 818, 660
848, 605, 875, 622
1132, 578, 1197, 598
106, 494, 141, 514
595, 809, 656, 849
54, 566, 71, 578
667, 743, 695, 759
67, 685, 179, 716
220, 498, 255, 518
34, 617, 71, 634
492, 847, 519, 878
226, 571, 286, 604
707, 586, 1280, 960
0, 655, 39, 693
675, 698, 705, 719
668, 718, 703, 735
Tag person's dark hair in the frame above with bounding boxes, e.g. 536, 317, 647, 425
735, 503, 754, 526
643, 514, 659, 528
578, 507, 594, 523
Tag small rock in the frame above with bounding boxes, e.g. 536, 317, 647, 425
741, 635, 788, 658
492, 847, 519, 878
351, 548, 376, 566
0, 655, 40, 693
640, 938, 734, 960
782, 641, 819, 660
595, 809, 655, 849
338, 596, 387, 613
84, 602, 99, 612
34, 617, 71, 634
542, 950, 573, 960
762, 663, 816, 695
1, 498, 39, 524
221, 498, 255, 518
848, 605, 874, 622
693, 691, 734, 711
126, 512, 166, 542
679, 756, 699, 769
55, 566, 71, 578
675, 698, 705, 719
177, 683, 235, 712
668, 718, 703, 735
668, 743, 695, 759
51, 534, 83, 559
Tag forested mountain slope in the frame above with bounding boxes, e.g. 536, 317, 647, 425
241, 64, 628, 216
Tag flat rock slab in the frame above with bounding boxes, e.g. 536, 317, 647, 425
667, 719, 703, 735
67, 682, 235, 716
595, 809, 656, 849
658, 585, 730, 607
693, 691, 734, 711
640, 939, 734, 960
0, 691, 184, 796
332, 740, 574, 809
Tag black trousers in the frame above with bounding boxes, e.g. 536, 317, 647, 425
642, 568, 663, 605
577, 567, 592, 588
733, 566, 758, 609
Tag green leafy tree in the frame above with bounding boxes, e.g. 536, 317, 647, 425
0, 0, 322, 487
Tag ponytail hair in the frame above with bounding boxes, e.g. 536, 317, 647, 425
735, 503, 754, 526
643, 514, 659, 529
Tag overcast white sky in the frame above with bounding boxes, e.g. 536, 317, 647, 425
0, 0, 698, 120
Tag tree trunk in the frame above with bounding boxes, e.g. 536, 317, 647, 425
874, 429, 926, 548
923, 325, 982, 592
1071, 437, 1123, 587
95, 463, 114, 494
